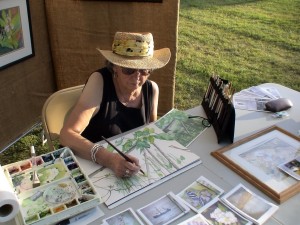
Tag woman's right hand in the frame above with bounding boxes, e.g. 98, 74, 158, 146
108, 153, 141, 178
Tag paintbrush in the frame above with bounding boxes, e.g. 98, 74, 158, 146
31, 146, 40, 188
101, 136, 145, 175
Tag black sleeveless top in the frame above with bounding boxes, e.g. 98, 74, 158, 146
81, 68, 153, 143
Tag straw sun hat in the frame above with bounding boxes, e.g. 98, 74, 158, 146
97, 32, 171, 70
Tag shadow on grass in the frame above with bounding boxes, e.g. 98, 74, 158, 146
0, 123, 58, 166
180, 0, 261, 9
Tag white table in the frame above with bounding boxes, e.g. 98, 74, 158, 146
4, 83, 300, 225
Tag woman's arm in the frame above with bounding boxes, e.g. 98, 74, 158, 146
60, 71, 103, 157
59, 71, 141, 177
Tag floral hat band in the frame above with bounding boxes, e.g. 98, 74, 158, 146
97, 32, 171, 70
112, 32, 154, 57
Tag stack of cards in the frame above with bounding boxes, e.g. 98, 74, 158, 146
177, 178, 279, 225
101, 176, 279, 225
220, 184, 279, 225
277, 156, 300, 180
102, 192, 189, 225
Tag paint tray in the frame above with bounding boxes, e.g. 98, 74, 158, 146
3, 147, 101, 225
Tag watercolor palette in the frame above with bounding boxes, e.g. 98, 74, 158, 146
3, 147, 101, 225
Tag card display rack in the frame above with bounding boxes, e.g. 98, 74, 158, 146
3, 147, 101, 225
201, 75, 235, 143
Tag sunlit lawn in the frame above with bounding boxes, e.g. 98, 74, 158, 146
175, 0, 300, 110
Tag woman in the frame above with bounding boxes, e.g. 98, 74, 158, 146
60, 32, 171, 178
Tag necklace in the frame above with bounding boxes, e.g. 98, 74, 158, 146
120, 95, 130, 106
114, 79, 141, 107
119, 91, 141, 106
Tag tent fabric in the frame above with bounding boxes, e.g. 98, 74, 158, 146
45, 0, 179, 116
0, 0, 179, 151
0, 0, 55, 151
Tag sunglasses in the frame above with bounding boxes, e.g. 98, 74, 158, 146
121, 67, 152, 76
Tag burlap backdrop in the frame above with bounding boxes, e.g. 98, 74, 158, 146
45, 0, 179, 116
0, 0, 179, 151
0, 0, 55, 151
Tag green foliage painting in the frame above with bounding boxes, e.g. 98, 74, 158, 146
155, 109, 208, 147
90, 123, 201, 209
0, 6, 24, 55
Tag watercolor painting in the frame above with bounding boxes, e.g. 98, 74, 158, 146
277, 156, 300, 180
0, 5, 24, 54
0, 0, 34, 69
137, 192, 189, 225
154, 108, 208, 147
239, 137, 298, 182
201, 200, 251, 225
90, 124, 201, 209
177, 213, 211, 225
103, 208, 144, 225
212, 126, 300, 203
221, 184, 278, 225
177, 176, 224, 213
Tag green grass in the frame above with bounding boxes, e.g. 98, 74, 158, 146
175, 0, 300, 110
0, 125, 52, 165
1, 0, 299, 165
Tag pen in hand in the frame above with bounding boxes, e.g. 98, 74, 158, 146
101, 136, 145, 175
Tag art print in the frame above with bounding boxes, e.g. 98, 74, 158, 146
201, 200, 252, 225
103, 208, 144, 225
237, 137, 295, 183
221, 184, 278, 225
137, 192, 190, 225
177, 213, 210, 225
0, 0, 34, 69
212, 126, 300, 203
177, 176, 224, 213
154, 108, 208, 147
277, 156, 300, 180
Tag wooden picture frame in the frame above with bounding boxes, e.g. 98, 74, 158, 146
211, 125, 300, 204
0, 0, 34, 70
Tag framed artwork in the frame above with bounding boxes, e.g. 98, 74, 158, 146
0, 0, 34, 70
82, 0, 162, 2
211, 125, 300, 204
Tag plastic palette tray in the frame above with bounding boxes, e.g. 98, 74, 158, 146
3, 147, 101, 225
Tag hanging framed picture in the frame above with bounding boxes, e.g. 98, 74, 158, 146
82, 0, 162, 2
211, 125, 300, 204
0, 0, 34, 70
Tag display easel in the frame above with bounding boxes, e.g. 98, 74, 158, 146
201, 75, 235, 143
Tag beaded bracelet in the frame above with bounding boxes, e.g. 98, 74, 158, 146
90, 144, 104, 163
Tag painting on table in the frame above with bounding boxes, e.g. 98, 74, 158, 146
212, 125, 300, 203
89, 123, 202, 209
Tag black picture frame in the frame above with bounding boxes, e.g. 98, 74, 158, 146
84, 0, 162, 2
0, 0, 34, 70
